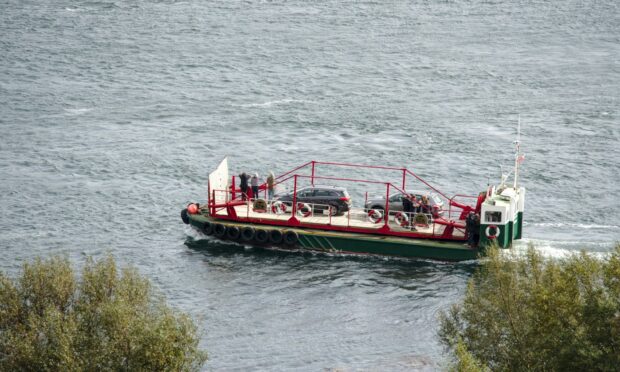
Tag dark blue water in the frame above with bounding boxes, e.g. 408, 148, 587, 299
1, 0, 619, 370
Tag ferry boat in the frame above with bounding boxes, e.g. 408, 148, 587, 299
181, 150, 525, 261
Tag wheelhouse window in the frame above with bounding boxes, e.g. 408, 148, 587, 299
485, 211, 502, 223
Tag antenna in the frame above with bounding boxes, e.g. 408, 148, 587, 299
499, 165, 506, 187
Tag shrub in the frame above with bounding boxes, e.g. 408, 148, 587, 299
439, 244, 620, 372
0, 255, 207, 371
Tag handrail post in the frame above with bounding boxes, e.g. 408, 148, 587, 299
311, 161, 315, 186
231, 176, 236, 201
292, 175, 298, 216
211, 190, 216, 215
402, 168, 406, 190
384, 183, 390, 228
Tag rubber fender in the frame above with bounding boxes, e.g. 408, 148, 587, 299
241, 226, 255, 241
214, 223, 227, 237
227, 225, 241, 240
181, 209, 189, 224
202, 221, 213, 235
255, 229, 269, 244
269, 229, 283, 244
283, 230, 299, 245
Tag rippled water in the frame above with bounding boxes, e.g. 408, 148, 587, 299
1, 0, 619, 370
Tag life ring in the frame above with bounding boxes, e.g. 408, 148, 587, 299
214, 223, 226, 237
394, 211, 409, 227
269, 229, 283, 244
181, 209, 189, 224
485, 225, 500, 239
253, 198, 267, 212
367, 209, 383, 224
255, 229, 269, 244
226, 225, 241, 240
241, 226, 255, 241
283, 230, 299, 245
271, 201, 287, 215
202, 221, 213, 235
297, 203, 312, 217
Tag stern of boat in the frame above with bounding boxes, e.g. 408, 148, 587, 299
479, 186, 525, 248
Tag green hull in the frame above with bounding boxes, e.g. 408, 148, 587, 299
187, 213, 481, 261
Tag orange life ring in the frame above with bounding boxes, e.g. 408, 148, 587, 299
394, 211, 409, 227
296, 202, 312, 217
485, 225, 500, 239
367, 209, 383, 224
271, 201, 286, 215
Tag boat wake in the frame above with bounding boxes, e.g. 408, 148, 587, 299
525, 221, 620, 230
510, 239, 614, 260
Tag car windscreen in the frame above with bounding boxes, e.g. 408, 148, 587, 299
431, 193, 442, 204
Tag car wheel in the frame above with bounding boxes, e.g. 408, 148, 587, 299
329, 205, 339, 216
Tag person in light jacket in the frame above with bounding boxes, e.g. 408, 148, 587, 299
266, 171, 275, 200
250, 173, 260, 200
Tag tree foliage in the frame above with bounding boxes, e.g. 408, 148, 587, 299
0, 255, 207, 371
439, 244, 620, 372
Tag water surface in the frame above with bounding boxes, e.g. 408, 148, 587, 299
1, 0, 618, 370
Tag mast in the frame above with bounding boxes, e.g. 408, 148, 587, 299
513, 116, 521, 189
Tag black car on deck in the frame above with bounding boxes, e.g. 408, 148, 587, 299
274, 185, 352, 216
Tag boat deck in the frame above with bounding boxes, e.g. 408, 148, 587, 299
212, 204, 465, 238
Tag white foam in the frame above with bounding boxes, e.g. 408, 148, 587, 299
508, 239, 612, 260
239, 99, 314, 108
64, 108, 93, 115
525, 221, 620, 230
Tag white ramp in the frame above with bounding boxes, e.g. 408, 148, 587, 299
209, 157, 229, 204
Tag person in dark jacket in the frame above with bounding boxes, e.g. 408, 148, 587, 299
473, 213, 481, 246
239, 172, 249, 201
402, 194, 414, 216
466, 212, 481, 246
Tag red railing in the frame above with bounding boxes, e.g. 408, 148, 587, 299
208, 160, 478, 241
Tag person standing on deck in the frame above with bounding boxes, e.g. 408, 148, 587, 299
473, 213, 481, 246
411, 194, 421, 213
466, 212, 476, 246
266, 171, 275, 200
239, 172, 249, 201
251, 173, 260, 200
420, 195, 431, 214
402, 193, 414, 217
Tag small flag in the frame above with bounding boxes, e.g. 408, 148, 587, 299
517, 154, 526, 164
